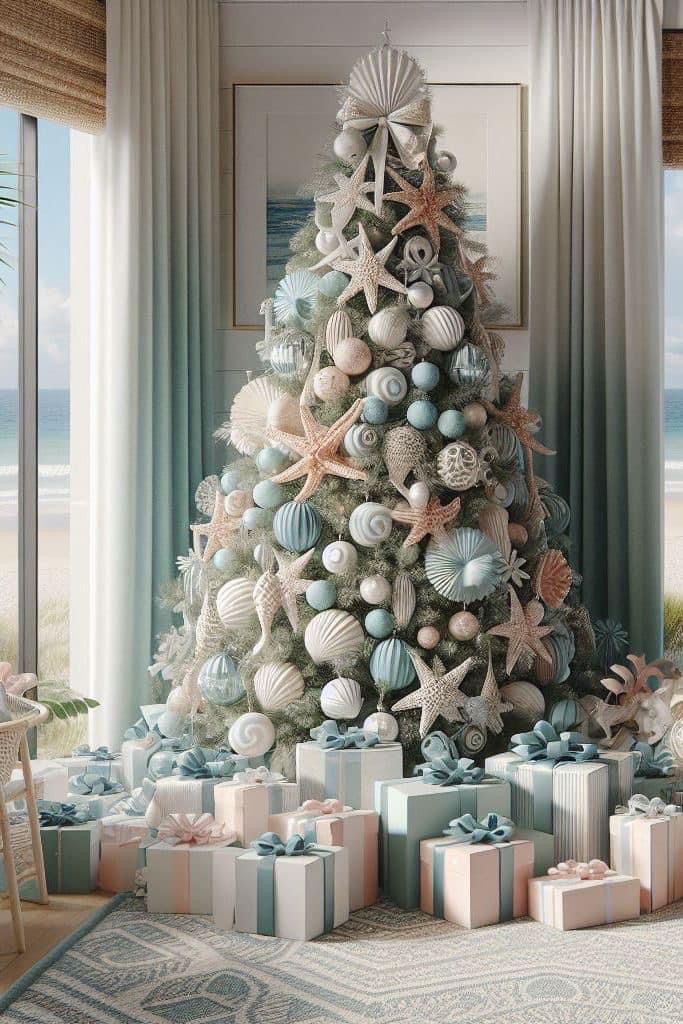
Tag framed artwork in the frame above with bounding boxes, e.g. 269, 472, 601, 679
232, 83, 522, 329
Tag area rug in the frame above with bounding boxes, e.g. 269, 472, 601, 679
2, 897, 681, 1024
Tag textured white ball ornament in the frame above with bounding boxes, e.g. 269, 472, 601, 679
407, 282, 434, 309
216, 577, 256, 630
313, 366, 350, 401
365, 367, 408, 406
320, 677, 363, 720
333, 127, 367, 163
349, 502, 393, 547
408, 481, 431, 509
332, 336, 372, 376
421, 306, 465, 352
363, 711, 399, 742
417, 626, 440, 650
434, 150, 457, 173
463, 402, 488, 430
360, 574, 392, 605
224, 488, 252, 517
367, 306, 409, 349
315, 229, 338, 255
166, 687, 192, 716
448, 610, 480, 641
228, 712, 275, 757
322, 540, 358, 575
254, 662, 305, 711
499, 681, 546, 723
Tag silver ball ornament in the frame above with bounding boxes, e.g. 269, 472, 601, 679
363, 711, 399, 742
333, 127, 367, 164
407, 282, 434, 309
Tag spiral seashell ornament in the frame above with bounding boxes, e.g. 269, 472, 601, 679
228, 712, 276, 757
349, 502, 393, 547
365, 367, 408, 406
344, 423, 379, 461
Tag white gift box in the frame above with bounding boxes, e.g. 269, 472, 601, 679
8, 760, 68, 806
211, 846, 247, 931
147, 775, 298, 831
146, 838, 236, 914
296, 741, 403, 810
121, 734, 162, 791
53, 755, 124, 785
213, 780, 299, 846
97, 814, 150, 893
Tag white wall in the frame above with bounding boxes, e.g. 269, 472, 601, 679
217, 0, 530, 422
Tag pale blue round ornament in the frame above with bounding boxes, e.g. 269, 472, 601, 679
256, 447, 288, 474
318, 270, 350, 299
365, 609, 395, 639
549, 698, 580, 733
252, 479, 285, 510
411, 361, 440, 391
438, 409, 466, 439
407, 399, 438, 430
273, 270, 320, 329
362, 397, 389, 424
198, 652, 246, 707
273, 500, 322, 552
213, 548, 239, 573
147, 749, 177, 781
306, 579, 337, 611
242, 506, 273, 531
370, 637, 416, 692
220, 469, 241, 494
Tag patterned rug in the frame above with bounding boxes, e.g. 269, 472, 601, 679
2, 898, 682, 1024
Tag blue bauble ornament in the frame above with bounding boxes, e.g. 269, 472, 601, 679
370, 637, 416, 692
221, 469, 241, 494
198, 652, 246, 707
438, 409, 466, 439
365, 608, 395, 639
252, 479, 285, 509
362, 396, 389, 424
318, 270, 350, 299
256, 447, 288, 474
306, 579, 337, 611
411, 361, 440, 392
242, 506, 273, 530
407, 399, 438, 430
147, 749, 177, 781
273, 500, 322, 552
549, 698, 581, 733
213, 548, 239, 573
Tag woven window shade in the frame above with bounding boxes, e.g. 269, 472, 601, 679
0, 0, 105, 134
664, 31, 683, 167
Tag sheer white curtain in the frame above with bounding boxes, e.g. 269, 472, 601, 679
528, 0, 664, 656
89, 0, 219, 745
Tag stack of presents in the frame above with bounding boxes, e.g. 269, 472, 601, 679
10, 706, 683, 939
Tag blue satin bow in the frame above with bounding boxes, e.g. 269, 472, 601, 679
633, 741, 674, 778
71, 744, 120, 761
123, 718, 149, 741
110, 777, 157, 815
37, 800, 92, 827
415, 756, 484, 787
310, 720, 380, 750
510, 720, 598, 763
68, 772, 124, 796
443, 812, 516, 845
251, 831, 313, 857
173, 745, 247, 779
420, 730, 460, 762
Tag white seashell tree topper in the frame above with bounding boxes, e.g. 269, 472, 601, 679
151, 37, 634, 774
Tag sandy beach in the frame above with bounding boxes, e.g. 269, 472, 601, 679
665, 495, 683, 594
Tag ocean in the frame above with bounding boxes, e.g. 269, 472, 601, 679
0, 389, 70, 524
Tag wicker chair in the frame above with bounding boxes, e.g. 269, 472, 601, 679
0, 694, 50, 952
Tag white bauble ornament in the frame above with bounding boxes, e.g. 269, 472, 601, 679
320, 677, 363, 720
254, 541, 276, 571
417, 626, 440, 650
322, 540, 358, 575
437, 441, 481, 490
349, 502, 393, 547
333, 127, 367, 164
408, 481, 431, 509
254, 662, 305, 711
499, 681, 545, 723
363, 711, 399, 742
367, 306, 409, 349
407, 282, 434, 309
228, 712, 275, 757
325, 309, 353, 357
267, 393, 304, 439
360, 574, 392, 605
333, 336, 372, 376
166, 687, 192, 716
421, 306, 465, 351
313, 366, 350, 401
304, 609, 364, 665
343, 423, 379, 461
216, 577, 256, 630
315, 229, 338, 255
224, 488, 251, 517
463, 402, 488, 430
448, 610, 479, 641
392, 571, 416, 629
434, 150, 457, 173
230, 375, 285, 455
365, 367, 408, 406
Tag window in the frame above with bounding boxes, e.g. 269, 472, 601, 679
664, 168, 683, 653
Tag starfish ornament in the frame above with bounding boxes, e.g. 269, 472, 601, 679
252, 547, 315, 654
458, 241, 496, 306
481, 373, 554, 457
392, 650, 475, 738
266, 399, 368, 502
390, 496, 461, 547
487, 587, 554, 676
317, 155, 377, 233
329, 224, 407, 313
191, 491, 241, 563
383, 164, 464, 251
479, 651, 513, 734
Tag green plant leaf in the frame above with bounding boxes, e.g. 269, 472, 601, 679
83, 697, 100, 709
70, 698, 90, 714
42, 700, 68, 721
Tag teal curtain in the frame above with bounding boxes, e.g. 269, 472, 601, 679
528, 0, 663, 657
90, 0, 218, 745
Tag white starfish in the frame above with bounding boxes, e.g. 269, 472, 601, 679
317, 155, 377, 233
330, 224, 407, 313
392, 650, 475, 739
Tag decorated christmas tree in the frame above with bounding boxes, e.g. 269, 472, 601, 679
148, 41, 676, 776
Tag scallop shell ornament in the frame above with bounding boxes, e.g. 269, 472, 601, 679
343, 423, 379, 461
425, 527, 506, 603
349, 502, 393, 547
392, 571, 416, 629
273, 270, 320, 329
333, 336, 372, 376
368, 306, 410, 349
421, 306, 465, 351
499, 681, 545, 723
304, 609, 364, 665
369, 637, 416, 692
437, 441, 481, 490
322, 540, 358, 575
383, 426, 427, 494
325, 309, 353, 358
195, 475, 221, 516
229, 375, 285, 455
365, 367, 408, 406
320, 677, 363, 719
228, 712, 275, 757
533, 549, 572, 608
254, 661, 305, 711
216, 577, 257, 630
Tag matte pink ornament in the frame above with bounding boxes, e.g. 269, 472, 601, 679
313, 366, 351, 401
448, 610, 480, 641
417, 626, 440, 650
332, 336, 372, 376
463, 402, 488, 430
508, 522, 528, 548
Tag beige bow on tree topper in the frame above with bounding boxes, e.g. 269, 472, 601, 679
337, 46, 432, 215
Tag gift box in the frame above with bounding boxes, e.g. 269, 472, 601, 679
97, 814, 150, 893
121, 733, 162, 791
144, 747, 251, 828
212, 845, 250, 931
234, 834, 349, 940
214, 773, 299, 846
269, 800, 378, 910
529, 868, 640, 929
8, 760, 68, 806
146, 814, 237, 914
53, 747, 124, 785
296, 722, 403, 810
598, 749, 637, 810
38, 808, 100, 893
609, 796, 683, 912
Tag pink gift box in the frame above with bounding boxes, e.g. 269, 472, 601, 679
146, 837, 236, 914
528, 873, 640, 929
610, 811, 683, 912
97, 814, 149, 893
420, 837, 533, 929
213, 782, 270, 845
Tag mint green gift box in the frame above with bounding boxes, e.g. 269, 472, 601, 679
374, 776, 511, 909
41, 821, 99, 893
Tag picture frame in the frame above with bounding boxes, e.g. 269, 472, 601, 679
232, 83, 522, 329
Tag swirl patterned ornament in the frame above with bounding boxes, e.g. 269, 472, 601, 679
228, 712, 275, 757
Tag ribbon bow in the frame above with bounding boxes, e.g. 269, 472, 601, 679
158, 812, 234, 846
337, 47, 432, 213
37, 800, 92, 827
251, 831, 313, 857
548, 858, 614, 880
71, 744, 120, 761
232, 765, 285, 785
415, 756, 484, 788
68, 772, 124, 797
123, 717, 149, 741
109, 777, 156, 816
632, 742, 674, 778
310, 720, 380, 750
300, 799, 346, 814
420, 730, 460, 762
616, 794, 680, 818
443, 812, 515, 845
510, 720, 599, 763
173, 746, 247, 779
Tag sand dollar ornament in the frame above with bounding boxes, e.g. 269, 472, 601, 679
437, 441, 482, 490
273, 270, 320, 329
359, 574, 392, 605
344, 422, 379, 461
254, 662, 305, 711
368, 306, 409, 349
349, 502, 393, 547
313, 366, 350, 401
363, 711, 399, 742
320, 677, 363, 719
322, 540, 358, 575
421, 306, 465, 351
198, 653, 246, 707
425, 527, 506, 603
228, 712, 275, 757
365, 366, 408, 406
448, 610, 479, 641
195, 474, 221, 517
304, 609, 364, 665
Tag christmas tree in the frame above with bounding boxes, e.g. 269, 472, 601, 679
149, 41, 647, 775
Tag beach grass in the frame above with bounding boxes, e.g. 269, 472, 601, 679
664, 593, 683, 658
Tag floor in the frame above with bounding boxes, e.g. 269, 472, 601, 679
0, 892, 110, 993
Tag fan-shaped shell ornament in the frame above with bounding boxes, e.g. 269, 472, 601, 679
437, 441, 481, 491
273, 270, 320, 329
228, 712, 275, 757
325, 309, 353, 357
254, 661, 305, 711
456, 723, 487, 757
344, 422, 379, 461
320, 677, 363, 719
349, 502, 393, 547
304, 609, 365, 665
195, 475, 221, 517
365, 366, 408, 406
446, 343, 490, 387
198, 653, 246, 707
269, 330, 311, 378
533, 549, 572, 608
367, 306, 410, 349
540, 490, 571, 535
229, 375, 286, 455
499, 680, 545, 722
383, 425, 427, 493
392, 571, 416, 629
421, 306, 465, 352
534, 624, 576, 684
273, 501, 322, 552
268, 393, 304, 440
425, 527, 506, 603
215, 578, 256, 630
369, 637, 416, 692
322, 540, 358, 575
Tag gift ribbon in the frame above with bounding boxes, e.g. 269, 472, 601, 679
300, 799, 346, 814
123, 718, 149, 741
431, 833, 516, 922
442, 812, 516, 845
547, 858, 614, 880
110, 778, 157, 816
158, 812, 234, 846
37, 800, 92, 827
510, 720, 599, 764
310, 720, 380, 750
68, 772, 124, 797
232, 765, 285, 785
632, 742, 675, 779
414, 756, 484, 788
252, 832, 334, 936
615, 794, 680, 818
72, 744, 120, 761
173, 746, 248, 779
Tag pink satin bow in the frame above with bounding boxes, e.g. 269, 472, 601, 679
548, 858, 614, 880
0, 662, 37, 696
232, 766, 284, 785
300, 799, 346, 814
157, 812, 234, 846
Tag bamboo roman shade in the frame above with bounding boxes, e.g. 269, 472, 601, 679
0, 0, 105, 133
664, 31, 683, 167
